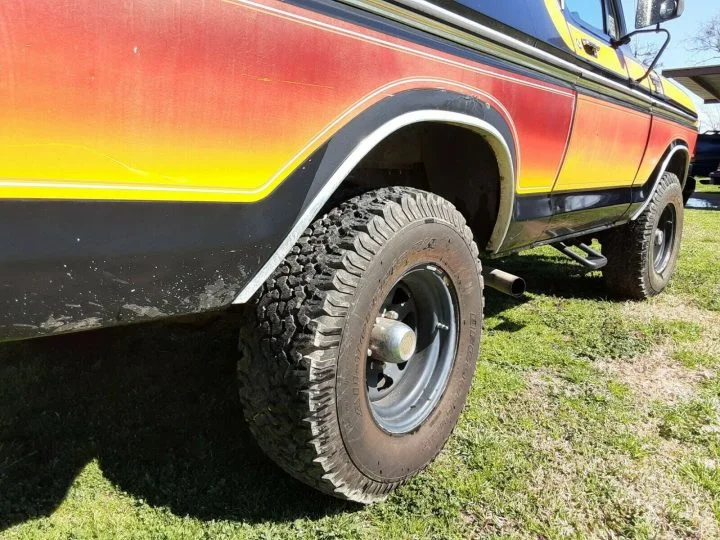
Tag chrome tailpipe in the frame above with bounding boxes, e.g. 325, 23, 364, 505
482, 267, 526, 297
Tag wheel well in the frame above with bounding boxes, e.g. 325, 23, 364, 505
333, 122, 502, 252
658, 142, 691, 188
666, 146, 690, 187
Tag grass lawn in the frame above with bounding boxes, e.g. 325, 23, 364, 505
695, 179, 720, 196
1, 209, 719, 539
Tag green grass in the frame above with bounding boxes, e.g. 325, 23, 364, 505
2, 209, 719, 539
694, 179, 720, 195
669, 210, 720, 311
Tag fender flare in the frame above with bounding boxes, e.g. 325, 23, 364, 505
234, 90, 516, 303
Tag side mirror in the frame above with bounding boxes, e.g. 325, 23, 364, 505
635, 0, 685, 29
613, 0, 684, 83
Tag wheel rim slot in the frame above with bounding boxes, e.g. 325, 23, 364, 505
652, 204, 676, 273
366, 265, 458, 434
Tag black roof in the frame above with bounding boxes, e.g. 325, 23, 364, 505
663, 65, 720, 104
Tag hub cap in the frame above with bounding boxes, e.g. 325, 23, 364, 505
370, 317, 417, 365
652, 204, 676, 273
365, 265, 458, 434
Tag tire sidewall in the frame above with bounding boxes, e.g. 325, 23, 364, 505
645, 180, 683, 294
335, 218, 482, 483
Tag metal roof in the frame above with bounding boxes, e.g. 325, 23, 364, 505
663, 65, 720, 104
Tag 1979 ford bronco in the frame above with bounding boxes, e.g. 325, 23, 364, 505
0, 0, 698, 502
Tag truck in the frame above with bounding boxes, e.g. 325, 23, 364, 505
0, 0, 697, 503
691, 130, 720, 184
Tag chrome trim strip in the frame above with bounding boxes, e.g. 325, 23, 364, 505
630, 145, 690, 220
233, 110, 515, 303
350, 0, 696, 124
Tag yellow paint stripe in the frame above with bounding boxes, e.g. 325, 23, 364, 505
543, 0, 575, 50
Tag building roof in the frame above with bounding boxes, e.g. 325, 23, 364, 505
663, 65, 720, 104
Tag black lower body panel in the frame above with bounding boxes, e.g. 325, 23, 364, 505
0, 199, 292, 341
499, 184, 652, 252
0, 88, 516, 341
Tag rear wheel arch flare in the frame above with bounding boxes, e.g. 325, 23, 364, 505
234, 90, 517, 304
342, 119, 514, 254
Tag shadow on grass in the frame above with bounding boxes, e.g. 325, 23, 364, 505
483, 251, 611, 319
0, 313, 354, 530
0, 252, 613, 530
686, 191, 720, 210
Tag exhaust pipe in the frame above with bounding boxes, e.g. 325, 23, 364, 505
483, 267, 526, 297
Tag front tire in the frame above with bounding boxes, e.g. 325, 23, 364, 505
682, 176, 696, 205
237, 187, 483, 503
602, 172, 684, 299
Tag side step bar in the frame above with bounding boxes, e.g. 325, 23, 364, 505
553, 242, 608, 270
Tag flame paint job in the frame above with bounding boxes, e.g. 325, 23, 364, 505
0, 0, 698, 202
554, 94, 652, 191
0, 0, 700, 340
0, 0, 575, 201
635, 117, 698, 186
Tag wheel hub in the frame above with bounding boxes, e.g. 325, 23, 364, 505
652, 204, 676, 273
365, 265, 458, 434
369, 317, 417, 364
654, 229, 664, 248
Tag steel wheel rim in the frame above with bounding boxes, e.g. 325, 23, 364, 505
365, 264, 458, 434
652, 204, 676, 273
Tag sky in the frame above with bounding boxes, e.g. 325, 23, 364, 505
620, 0, 720, 129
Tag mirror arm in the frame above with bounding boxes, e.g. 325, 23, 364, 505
610, 25, 671, 84
610, 24, 660, 48
636, 27, 670, 84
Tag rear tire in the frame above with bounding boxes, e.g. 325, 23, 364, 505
237, 187, 483, 503
602, 172, 684, 299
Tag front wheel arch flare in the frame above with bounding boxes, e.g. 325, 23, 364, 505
631, 142, 689, 221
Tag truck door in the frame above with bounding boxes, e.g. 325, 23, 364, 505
551, 0, 652, 232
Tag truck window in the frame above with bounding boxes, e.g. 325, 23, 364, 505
565, 0, 604, 34
605, 0, 620, 40
453, 1, 539, 39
